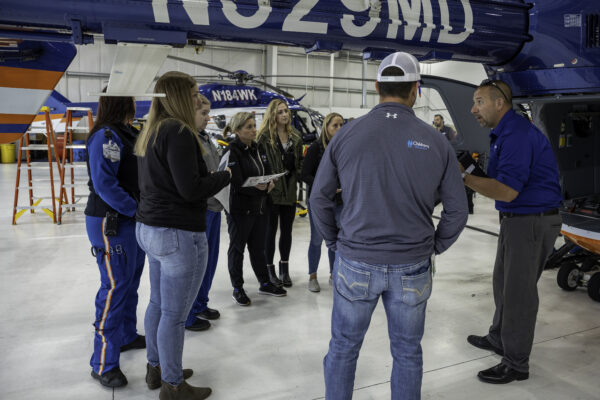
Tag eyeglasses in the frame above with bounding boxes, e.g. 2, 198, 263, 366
480, 79, 510, 104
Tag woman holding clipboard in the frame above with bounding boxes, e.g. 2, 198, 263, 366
224, 112, 287, 306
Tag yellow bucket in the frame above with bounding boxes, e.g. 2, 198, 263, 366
0, 143, 16, 163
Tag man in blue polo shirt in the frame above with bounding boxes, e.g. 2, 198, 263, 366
464, 79, 562, 384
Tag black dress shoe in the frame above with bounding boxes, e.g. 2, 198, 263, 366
91, 367, 128, 388
185, 318, 211, 332
467, 334, 504, 356
120, 334, 146, 352
196, 307, 220, 320
478, 363, 529, 384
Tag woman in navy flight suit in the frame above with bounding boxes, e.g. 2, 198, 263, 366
85, 94, 145, 388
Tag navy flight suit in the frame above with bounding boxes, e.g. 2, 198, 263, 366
84, 123, 145, 376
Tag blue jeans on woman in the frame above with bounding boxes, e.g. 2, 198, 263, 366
135, 223, 208, 386
185, 210, 221, 327
324, 255, 432, 400
307, 201, 338, 275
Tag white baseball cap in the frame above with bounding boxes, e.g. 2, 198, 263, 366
377, 52, 421, 82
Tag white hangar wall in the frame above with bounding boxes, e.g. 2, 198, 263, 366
54, 40, 486, 122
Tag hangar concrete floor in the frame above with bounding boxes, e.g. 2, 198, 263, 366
0, 162, 599, 400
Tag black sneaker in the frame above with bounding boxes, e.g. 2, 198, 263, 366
258, 282, 287, 297
196, 307, 220, 320
232, 288, 251, 306
185, 318, 211, 331
91, 367, 128, 388
120, 334, 146, 352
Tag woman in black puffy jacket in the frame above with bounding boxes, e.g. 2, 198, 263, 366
225, 112, 287, 306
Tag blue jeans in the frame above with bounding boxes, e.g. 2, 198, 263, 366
308, 201, 336, 275
135, 223, 208, 385
186, 210, 221, 327
324, 255, 432, 400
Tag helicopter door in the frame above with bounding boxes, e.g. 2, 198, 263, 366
292, 109, 319, 143
418, 75, 490, 157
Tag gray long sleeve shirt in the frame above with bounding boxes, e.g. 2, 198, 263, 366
310, 102, 468, 265
198, 131, 224, 213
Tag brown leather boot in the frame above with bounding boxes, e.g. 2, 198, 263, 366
159, 380, 211, 400
146, 363, 194, 390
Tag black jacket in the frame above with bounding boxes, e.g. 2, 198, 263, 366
226, 137, 272, 215
136, 119, 230, 232
301, 141, 342, 204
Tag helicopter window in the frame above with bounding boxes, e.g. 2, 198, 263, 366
292, 109, 319, 143
213, 114, 227, 130
414, 88, 462, 144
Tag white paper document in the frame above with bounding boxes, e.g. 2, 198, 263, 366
242, 172, 287, 187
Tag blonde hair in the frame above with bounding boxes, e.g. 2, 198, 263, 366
257, 98, 300, 145
222, 125, 233, 138
229, 112, 255, 137
134, 71, 203, 156
320, 112, 343, 149
198, 93, 210, 107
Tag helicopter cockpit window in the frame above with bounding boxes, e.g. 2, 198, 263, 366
292, 109, 319, 143
414, 87, 462, 145
213, 114, 227, 130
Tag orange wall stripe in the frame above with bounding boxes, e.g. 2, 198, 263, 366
0, 133, 25, 144
0, 66, 64, 90
0, 114, 36, 124
32, 113, 64, 122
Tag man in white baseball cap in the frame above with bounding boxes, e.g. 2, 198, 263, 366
311, 52, 467, 399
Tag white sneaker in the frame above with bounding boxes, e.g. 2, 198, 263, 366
308, 278, 321, 293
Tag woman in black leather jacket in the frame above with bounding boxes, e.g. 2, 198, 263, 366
225, 112, 287, 306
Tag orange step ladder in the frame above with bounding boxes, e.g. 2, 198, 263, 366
57, 107, 93, 224
11, 110, 59, 224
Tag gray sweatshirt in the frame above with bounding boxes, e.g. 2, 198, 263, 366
310, 102, 468, 265
198, 131, 224, 213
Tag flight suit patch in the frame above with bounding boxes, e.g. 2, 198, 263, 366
102, 140, 121, 162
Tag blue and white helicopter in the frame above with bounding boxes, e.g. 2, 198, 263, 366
2, 0, 600, 291
30, 60, 323, 146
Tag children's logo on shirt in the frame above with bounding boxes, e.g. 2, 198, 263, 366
407, 140, 430, 151
102, 140, 120, 162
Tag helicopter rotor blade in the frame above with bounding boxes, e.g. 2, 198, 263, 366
167, 55, 234, 75
250, 77, 296, 99
167, 55, 297, 100
259, 74, 376, 82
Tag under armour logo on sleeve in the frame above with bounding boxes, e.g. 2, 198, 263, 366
386, 113, 398, 119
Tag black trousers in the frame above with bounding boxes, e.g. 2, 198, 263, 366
227, 212, 269, 289
466, 186, 474, 213
265, 203, 296, 264
488, 213, 561, 372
